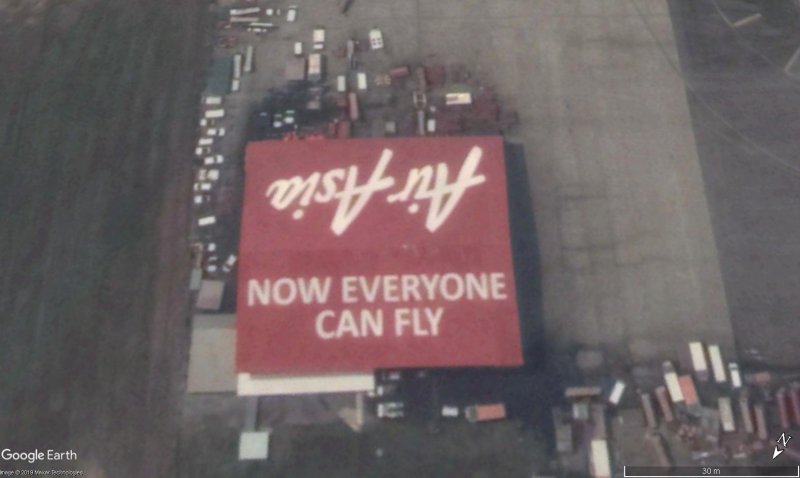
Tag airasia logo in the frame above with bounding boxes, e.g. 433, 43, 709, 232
265, 146, 486, 235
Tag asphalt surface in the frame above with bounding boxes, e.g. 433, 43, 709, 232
668, 0, 800, 367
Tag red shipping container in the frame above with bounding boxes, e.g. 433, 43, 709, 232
678, 375, 699, 407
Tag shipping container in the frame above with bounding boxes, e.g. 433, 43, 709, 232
662, 362, 684, 403
718, 397, 735, 432
198, 216, 216, 227
313, 28, 325, 49
739, 394, 754, 434
205, 109, 225, 119
389, 65, 411, 79
357, 72, 368, 91
233, 54, 242, 80
348, 93, 359, 121
708, 345, 727, 383
204, 96, 223, 106
590, 439, 611, 478
369, 29, 384, 49
307, 53, 325, 82
776, 388, 791, 430
445, 92, 473, 106
640, 393, 658, 428
198, 137, 214, 146
229, 16, 259, 24
754, 403, 768, 440
688, 341, 709, 381
553, 408, 573, 454
465, 403, 506, 423
337, 75, 347, 93
591, 404, 607, 439
729, 362, 742, 388
565, 386, 603, 399
244, 45, 254, 73
655, 386, 674, 423
789, 384, 800, 426
294, 42, 303, 56
678, 375, 699, 408
607, 380, 626, 406
230, 7, 260, 16
231, 78, 240, 93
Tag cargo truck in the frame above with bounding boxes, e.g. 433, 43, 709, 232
708, 345, 727, 383
688, 341, 709, 381
307, 53, 325, 82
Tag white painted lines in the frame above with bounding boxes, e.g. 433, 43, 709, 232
784, 45, 800, 76
732, 12, 762, 28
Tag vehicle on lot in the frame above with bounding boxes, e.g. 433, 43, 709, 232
337, 75, 346, 92
206, 128, 225, 137
193, 182, 212, 192
313, 28, 325, 50
367, 383, 397, 398
244, 45, 254, 73
199, 118, 216, 128
195, 146, 211, 156
369, 29, 384, 49
441, 406, 459, 418
307, 53, 325, 82
348, 92, 359, 121
197, 216, 216, 227
377, 370, 402, 382
197, 168, 220, 182
590, 439, 611, 478
222, 254, 238, 273
249, 22, 277, 30
718, 397, 736, 432
293, 41, 303, 56
688, 341, 709, 381
607, 380, 626, 406
193, 194, 211, 206
197, 137, 214, 147
272, 114, 283, 129
204, 96, 222, 106
707, 344, 727, 383
204, 109, 225, 119
203, 155, 224, 165
465, 403, 506, 423
284, 110, 296, 125
356, 72, 367, 91
376, 402, 404, 419
729, 362, 742, 388
662, 361, 684, 403
287, 6, 298, 22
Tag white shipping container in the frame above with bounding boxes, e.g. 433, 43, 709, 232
244, 45, 254, 73
441, 406, 459, 418
336, 75, 346, 93
229, 16, 259, 24
204, 96, 222, 106
590, 439, 611, 478
608, 380, 626, 406
198, 216, 216, 227
231, 78, 240, 92
233, 54, 242, 80
357, 72, 367, 91
729, 362, 742, 389
205, 109, 225, 119
708, 345, 727, 383
445, 92, 473, 105
663, 362, 685, 403
688, 341, 709, 380
313, 28, 326, 45
230, 7, 260, 16
718, 397, 736, 432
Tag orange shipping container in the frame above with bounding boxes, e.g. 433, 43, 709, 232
678, 375, 699, 407
465, 403, 506, 423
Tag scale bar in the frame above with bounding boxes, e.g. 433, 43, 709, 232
624, 466, 800, 478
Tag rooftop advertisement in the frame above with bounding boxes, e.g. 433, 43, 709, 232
237, 136, 522, 373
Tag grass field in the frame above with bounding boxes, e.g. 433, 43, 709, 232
0, 1, 208, 475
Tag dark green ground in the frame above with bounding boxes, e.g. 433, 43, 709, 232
0, 1, 208, 475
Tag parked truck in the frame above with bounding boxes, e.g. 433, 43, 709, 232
465, 403, 506, 423
307, 53, 325, 82
688, 341, 710, 381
